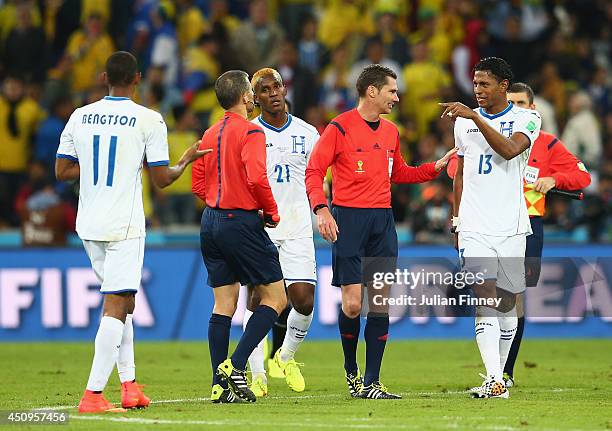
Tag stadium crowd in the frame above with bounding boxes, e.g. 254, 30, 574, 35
0, 0, 610, 244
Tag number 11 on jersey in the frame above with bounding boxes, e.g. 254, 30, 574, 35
93, 135, 118, 186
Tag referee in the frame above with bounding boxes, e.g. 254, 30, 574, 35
192, 70, 287, 403
305, 64, 456, 399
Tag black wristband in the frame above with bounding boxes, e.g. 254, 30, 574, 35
313, 204, 327, 214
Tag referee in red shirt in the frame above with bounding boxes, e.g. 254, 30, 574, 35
305, 64, 456, 399
192, 70, 287, 403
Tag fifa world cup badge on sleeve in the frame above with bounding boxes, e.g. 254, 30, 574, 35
524, 166, 539, 184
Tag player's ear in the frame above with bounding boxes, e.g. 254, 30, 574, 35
500, 79, 509, 92
102, 72, 109, 86
134, 72, 142, 86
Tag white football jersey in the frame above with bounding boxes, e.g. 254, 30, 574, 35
455, 103, 541, 236
252, 114, 319, 240
57, 96, 169, 241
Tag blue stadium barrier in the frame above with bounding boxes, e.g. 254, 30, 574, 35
0, 246, 610, 341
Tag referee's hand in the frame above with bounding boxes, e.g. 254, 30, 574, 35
316, 207, 339, 243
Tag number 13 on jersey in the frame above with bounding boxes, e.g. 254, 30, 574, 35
478, 154, 492, 175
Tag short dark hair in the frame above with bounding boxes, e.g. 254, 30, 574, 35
215, 70, 250, 109
105, 51, 138, 87
473, 57, 514, 83
508, 82, 535, 105
356, 64, 397, 97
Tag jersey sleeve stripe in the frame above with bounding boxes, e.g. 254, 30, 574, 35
56, 153, 79, 162
330, 121, 346, 136
547, 138, 559, 150
247, 129, 265, 135
148, 160, 170, 166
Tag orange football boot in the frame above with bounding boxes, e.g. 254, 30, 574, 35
121, 381, 151, 409
78, 390, 126, 413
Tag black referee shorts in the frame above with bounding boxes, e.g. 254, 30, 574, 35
331, 206, 398, 287
525, 216, 544, 287
200, 207, 283, 288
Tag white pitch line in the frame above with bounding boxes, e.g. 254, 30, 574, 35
71, 415, 419, 429
36, 387, 580, 411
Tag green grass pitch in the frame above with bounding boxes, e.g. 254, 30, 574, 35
2, 339, 610, 430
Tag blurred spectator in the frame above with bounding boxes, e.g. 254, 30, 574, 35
485, 0, 548, 42
537, 62, 567, 124
409, 7, 452, 66
318, 0, 375, 51
154, 105, 199, 225
43, 0, 81, 64
276, 40, 317, 118
231, 0, 285, 74
176, 0, 209, 54
34, 95, 74, 171
278, 0, 314, 43
55, 12, 115, 94
182, 33, 220, 127
149, 2, 179, 88
0, 76, 45, 227
533, 94, 559, 136
587, 66, 612, 117
349, 36, 404, 100
319, 43, 355, 120
401, 40, 451, 137
2, 3, 46, 83
412, 179, 452, 244
373, 11, 410, 66
16, 161, 75, 246
491, 15, 531, 82
575, 174, 612, 242
297, 14, 325, 75
209, 0, 241, 35
562, 91, 603, 171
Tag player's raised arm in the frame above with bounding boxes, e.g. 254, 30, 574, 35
440, 101, 531, 160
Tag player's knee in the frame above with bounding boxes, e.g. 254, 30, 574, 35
342, 299, 362, 318
293, 299, 314, 316
213, 299, 238, 316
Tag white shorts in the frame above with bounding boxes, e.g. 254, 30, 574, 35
458, 231, 526, 293
82, 237, 145, 294
271, 237, 317, 286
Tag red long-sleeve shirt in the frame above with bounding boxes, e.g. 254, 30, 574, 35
191, 111, 278, 215
305, 109, 439, 210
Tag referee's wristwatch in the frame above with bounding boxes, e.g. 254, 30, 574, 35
313, 204, 328, 215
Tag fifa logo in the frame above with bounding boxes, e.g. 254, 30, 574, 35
499, 121, 514, 137
355, 160, 365, 173
291, 135, 306, 154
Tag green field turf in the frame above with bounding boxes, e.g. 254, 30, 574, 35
1, 339, 610, 430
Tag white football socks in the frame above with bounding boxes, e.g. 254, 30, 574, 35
475, 312, 503, 382
280, 309, 313, 362
498, 309, 518, 373
117, 314, 135, 383
243, 309, 266, 377
86, 316, 124, 391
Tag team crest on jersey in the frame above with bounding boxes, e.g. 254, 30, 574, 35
499, 121, 514, 137
291, 135, 306, 154
355, 160, 365, 173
